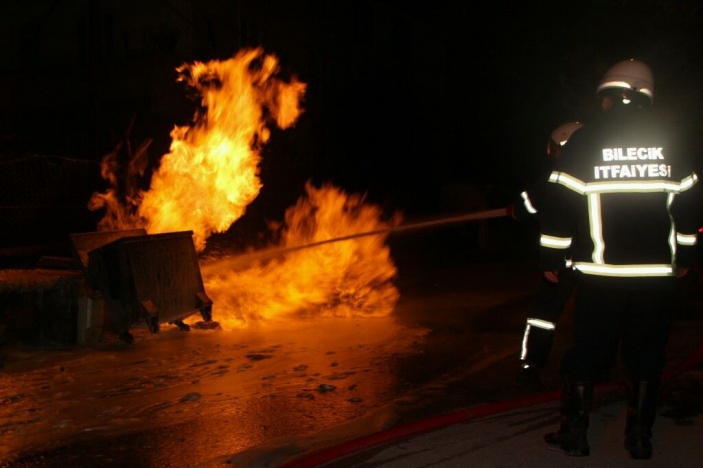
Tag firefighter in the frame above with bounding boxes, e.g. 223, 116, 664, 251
512, 121, 583, 388
538, 58, 702, 459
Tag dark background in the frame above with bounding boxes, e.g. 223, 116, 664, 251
0, 0, 701, 248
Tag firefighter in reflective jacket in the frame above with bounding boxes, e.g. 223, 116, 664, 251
539, 59, 703, 459
511, 121, 582, 387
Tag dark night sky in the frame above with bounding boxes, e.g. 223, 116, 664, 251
0, 1, 702, 225
304, 1, 703, 214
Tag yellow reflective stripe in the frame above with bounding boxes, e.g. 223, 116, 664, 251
574, 262, 674, 277
677, 233, 698, 246
520, 325, 529, 360
550, 171, 699, 194
681, 172, 699, 191
521, 319, 556, 360
549, 171, 586, 194
588, 193, 605, 263
520, 191, 537, 214
540, 234, 572, 249
668, 193, 677, 262
527, 318, 556, 330
584, 180, 681, 193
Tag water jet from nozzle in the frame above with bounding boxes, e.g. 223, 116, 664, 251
201, 207, 509, 271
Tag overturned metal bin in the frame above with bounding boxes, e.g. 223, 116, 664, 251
70, 228, 148, 271
70, 228, 147, 344
84, 230, 213, 342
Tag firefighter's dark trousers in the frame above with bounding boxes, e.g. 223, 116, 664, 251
569, 277, 676, 382
520, 268, 576, 368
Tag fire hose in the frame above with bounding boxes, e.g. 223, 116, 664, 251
264, 207, 510, 256
281, 340, 703, 468
201, 206, 511, 274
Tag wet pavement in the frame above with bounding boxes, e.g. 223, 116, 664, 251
223, 293, 703, 467
1, 220, 702, 467
287, 378, 703, 467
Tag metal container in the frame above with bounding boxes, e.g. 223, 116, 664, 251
70, 229, 148, 344
85, 231, 213, 340
70, 228, 147, 270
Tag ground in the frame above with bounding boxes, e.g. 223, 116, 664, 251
1, 222, 702, 467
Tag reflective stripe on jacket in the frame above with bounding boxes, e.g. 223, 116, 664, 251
538, 108, 701, 279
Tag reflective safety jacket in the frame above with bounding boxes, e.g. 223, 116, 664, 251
538, 108, 702, 283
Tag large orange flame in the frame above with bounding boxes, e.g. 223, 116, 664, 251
89, 47, 306, 251
87, 47, 401, 328
198, 182, 402, 330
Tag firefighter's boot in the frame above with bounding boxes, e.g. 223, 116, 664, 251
624, 379, 659, 460
544, 373, 570, 447
551, 380, 593, 457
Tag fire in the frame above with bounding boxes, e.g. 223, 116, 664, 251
89, 47, 306, 251
87, 47, 401, 330
199, 182, 402, 330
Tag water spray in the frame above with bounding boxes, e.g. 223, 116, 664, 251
280, 207, 509, 254
202, 207, 510, 269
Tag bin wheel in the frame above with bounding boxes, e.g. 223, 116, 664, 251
119, 331, 134, 344
174, 320, 190, 332
200, 305, 213, 322
147, 316, 160, 333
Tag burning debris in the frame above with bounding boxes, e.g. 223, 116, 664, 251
198, 182, 402, 329
85, 47, 403, 332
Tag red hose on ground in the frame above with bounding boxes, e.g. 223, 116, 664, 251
281, 340, 703, 468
